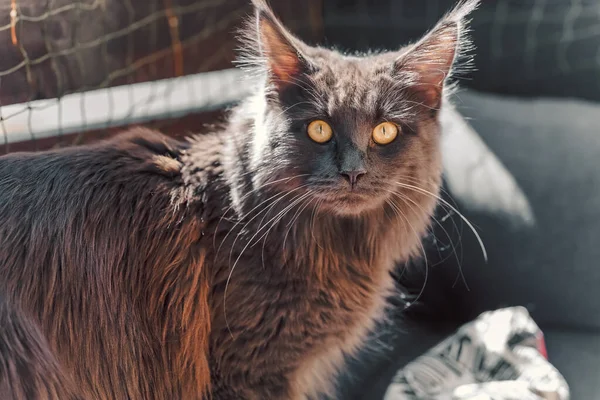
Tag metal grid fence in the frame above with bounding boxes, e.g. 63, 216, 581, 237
2, 0, 598, 154
0, 0, 322, 153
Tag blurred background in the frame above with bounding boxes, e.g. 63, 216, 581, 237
1, 0, 598, 153
1, 1, 599, 399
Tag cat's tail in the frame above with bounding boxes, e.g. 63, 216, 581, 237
0, 294, 80, 400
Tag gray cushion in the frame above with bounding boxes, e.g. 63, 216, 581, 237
336, 321, 453, 400
452, 91, 600, 330
544, 328, 600, 400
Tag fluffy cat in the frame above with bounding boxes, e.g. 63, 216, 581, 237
0, 0, 478, 398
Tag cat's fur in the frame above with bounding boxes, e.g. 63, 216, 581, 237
0, 0, 478, 398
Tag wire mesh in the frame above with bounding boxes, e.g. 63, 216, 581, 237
0, 0, 323, 153
2, 0, 599, 154
0, 0, 243, 152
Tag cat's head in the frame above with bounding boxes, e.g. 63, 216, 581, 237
238, 0, 478, 216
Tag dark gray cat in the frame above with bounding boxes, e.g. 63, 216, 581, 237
0, 0, 478, 398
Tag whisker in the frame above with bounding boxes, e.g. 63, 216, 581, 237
392, 173, 455, 205
256, 193, 301, 271
389, 191, 469, 291
272, 101, 314, 120
392, 176, 468, 273
282, 192, 315, 252
385, 188, 437, 243
310, 198, 325, 251
385, 197, 430, 309
395, 181, 487, 262
226, 184, 311, 268
224, 190, 312, 338
253, 191, 314, 248
391, 173, 462, 228
391, 173, 465, 238
213, 173, 309, 250
220, 189, 286, 264
387, 189, 465, 277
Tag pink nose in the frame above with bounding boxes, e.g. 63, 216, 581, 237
340, 170, 366, 189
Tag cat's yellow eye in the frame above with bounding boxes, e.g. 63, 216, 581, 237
307, 120, 333, 143
372, 122, 399, 145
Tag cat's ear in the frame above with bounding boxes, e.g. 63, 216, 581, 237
393, 0, 479, 110
251, 0, 311, 89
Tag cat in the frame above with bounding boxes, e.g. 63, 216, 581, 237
0, 0, 478, 398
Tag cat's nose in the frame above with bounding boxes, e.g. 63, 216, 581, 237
340, 169, 366, 189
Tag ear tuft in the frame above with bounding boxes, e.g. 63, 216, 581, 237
394, 0, 480, 110
257, 11, 303, 85
445, 0, 480, 23
237, 0, 309, 90
250, 0, 272, 15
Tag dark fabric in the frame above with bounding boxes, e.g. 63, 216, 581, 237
336, 319, 453, 400
450, 91, 600, 330
322, 0, 600, 102
543, 328, 600, 400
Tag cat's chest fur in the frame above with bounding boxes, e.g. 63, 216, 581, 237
206, 196, 417, 399
180, 127, 438, 398
286, 227, 402, 399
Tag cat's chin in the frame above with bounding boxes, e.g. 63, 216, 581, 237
317, 193, 384, 217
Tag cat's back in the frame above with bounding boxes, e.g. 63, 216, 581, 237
0, 127, 187, 209
0, 126, 219, 284
0, 128, 219, 398
0, 128, 191, 261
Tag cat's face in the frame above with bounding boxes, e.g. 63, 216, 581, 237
259, 50, 443, 216
244, 0, 474, 216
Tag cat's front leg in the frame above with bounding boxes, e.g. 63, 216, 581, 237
0, 295, 80, 400
210, 372, 295, 400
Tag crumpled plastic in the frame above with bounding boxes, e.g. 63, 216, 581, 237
384, 307, 570, 400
